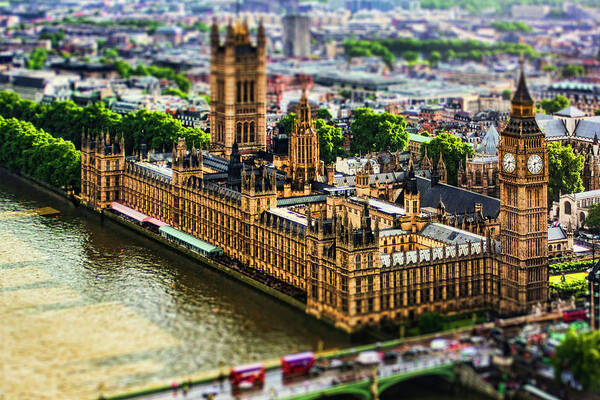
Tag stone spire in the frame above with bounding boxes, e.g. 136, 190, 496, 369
511, 55, 535, 118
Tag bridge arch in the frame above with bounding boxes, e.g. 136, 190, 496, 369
378, 365, 455, 396
287, 384, 371, 400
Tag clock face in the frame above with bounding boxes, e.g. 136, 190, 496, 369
528, 154, 543, 174
502, 153, 515, 173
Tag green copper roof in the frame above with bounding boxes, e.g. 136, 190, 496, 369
409, 133, 433, 143
159, 226, 222, 254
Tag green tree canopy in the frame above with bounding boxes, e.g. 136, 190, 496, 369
402, 50, 419, 63
0, 90, 209, 152
0, 116, 81, 190
421, 132, 474, 186
27, 48, 47, 70
552, 330, 600, 393
418, 312, 443, 334
548, 142, 584, 201
586, 203, 600, 232
349, 108, 408, 155
542, 64, 558, 74
428, 50, 442, 67
276, 113, 297, 136
316, 107, 333, 120
561, 64, 585, 79
539, 95, 570, 115
314, 119, 346, 165
501, 89, 512, 100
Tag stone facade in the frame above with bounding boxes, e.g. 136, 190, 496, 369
209, 19, 267, 157
80, 63, 549, 332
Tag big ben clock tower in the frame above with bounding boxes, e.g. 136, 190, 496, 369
498, 58, 548, 314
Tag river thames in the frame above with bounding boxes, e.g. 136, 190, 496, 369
0, 173, 487, 400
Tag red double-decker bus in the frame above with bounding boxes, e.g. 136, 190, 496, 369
281, 351, 315, 376
229, 363, 265, 388
562, 309, 588, 323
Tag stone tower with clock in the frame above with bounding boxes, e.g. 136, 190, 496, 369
498, 60, 548, 314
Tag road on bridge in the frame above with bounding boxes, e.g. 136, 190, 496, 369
136, 343, 495, 400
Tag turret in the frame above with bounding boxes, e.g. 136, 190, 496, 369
210, 16, 220, 51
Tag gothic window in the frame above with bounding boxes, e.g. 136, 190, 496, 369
237, 81, 242, 103
475, 170, 482, 185
243, 122, 249, 142
236, 123, 242, 143
243, 81, 248, 102
368, 253, 373, 268
564, 202, 572, 215
250, 81, 255, 102
355, 254, 361, 269
249, 122, 255, 142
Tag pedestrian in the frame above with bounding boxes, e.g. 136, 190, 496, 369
172, 381, 178, 397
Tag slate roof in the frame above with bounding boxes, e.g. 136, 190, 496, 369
333, 171, 408, 187
548, 226, 566, 241
537, 118, 568, 138
420, 223, 485, 245
573, 120, 600, 140
414, 177, 500, 218
555, 105, 586, 118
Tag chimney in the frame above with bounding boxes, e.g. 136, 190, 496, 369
327, 165, 335, 186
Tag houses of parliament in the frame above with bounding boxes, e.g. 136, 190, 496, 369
80, 19, 548, 333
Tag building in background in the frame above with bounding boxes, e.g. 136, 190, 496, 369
282, 14, 311, 59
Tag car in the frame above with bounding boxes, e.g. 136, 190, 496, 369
328, 358, 353, 371
309, 365, 325, 377
382, 350, 398, 363
356, 351, 380, 365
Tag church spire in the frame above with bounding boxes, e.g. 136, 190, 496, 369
511, 55, 535, 118
297, 80, 312, 127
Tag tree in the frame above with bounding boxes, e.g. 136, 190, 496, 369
316, 108, 333, 120
501, 89, 512, 100
174, 73, 191, 93
27, 48, 47, 70
548, 142, 584, 202
552, 330, 600, 392
315, 119, 345, 165
276, 113, 296, 136
418, 312, 443, 334
561, 64, 585, 79
596, 109, 600, 116
402, 50, 419, 63
162, 88, 188, 99
339, 90, 351, 100
428, 51, 441, 67
421, 132, 473, 186
349, 108, 408, 155
543, 64, 558, 74
586, 203, 600, 232
539, 95, 570, 115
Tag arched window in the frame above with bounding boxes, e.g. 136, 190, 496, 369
564, 202, 572, 215
355, 254, 361, 269
475, 170, 482, 185
243, 81, 248, 102
236, 123, 242, 143
249, 122, 255, 142
250, 81, 255, 102
243, 122, 249, 143
236, 81, 242, 103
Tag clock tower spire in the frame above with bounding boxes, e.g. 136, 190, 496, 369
498, 59, 548, 314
